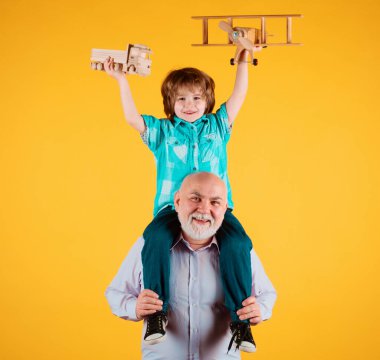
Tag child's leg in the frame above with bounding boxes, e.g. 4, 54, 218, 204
217, 209, 252, 323
141, 206, 180, 313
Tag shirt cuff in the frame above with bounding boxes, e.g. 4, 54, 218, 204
257, 301, 273, 321
125, 298, 140, 322
218, 102, 232, 134
140, 116, 149, 145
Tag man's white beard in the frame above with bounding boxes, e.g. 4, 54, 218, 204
179, 211, 219, 241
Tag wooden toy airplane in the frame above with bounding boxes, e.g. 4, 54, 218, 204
91, 44, 152, 76
192, 14, 303, 66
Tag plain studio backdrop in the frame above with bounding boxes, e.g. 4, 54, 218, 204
0, 0, 379, 359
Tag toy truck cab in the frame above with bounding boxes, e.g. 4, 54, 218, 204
126, 44, 152, 76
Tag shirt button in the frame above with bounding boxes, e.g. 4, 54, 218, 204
192, 145, 196, 149
193, 167, 197, 171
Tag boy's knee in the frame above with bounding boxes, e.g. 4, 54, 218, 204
219, 234, 252, 254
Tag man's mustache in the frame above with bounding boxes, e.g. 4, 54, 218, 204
190, 212, 214, 224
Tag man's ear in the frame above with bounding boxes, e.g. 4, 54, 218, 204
174, 191, 180, 212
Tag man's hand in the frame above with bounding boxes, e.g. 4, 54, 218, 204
136, 289, 163, 320
236, 296, 262, 325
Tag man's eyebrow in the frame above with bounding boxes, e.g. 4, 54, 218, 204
189, 191, 202, 197
210, 196, 223, 201
189, 192, 223, 201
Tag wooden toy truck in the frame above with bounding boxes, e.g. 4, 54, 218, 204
91, 44, 152, 76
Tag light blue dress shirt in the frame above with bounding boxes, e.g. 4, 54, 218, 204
141, 103, 234, 216
105, 236, 277, 360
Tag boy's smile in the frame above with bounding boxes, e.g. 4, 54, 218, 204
174, 87, 207, 123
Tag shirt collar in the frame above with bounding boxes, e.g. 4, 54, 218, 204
172, 114, 209, 128
171, 233, 220, 253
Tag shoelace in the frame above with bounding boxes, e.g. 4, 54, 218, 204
146, 311, 167, 336
227, 322, 250, 353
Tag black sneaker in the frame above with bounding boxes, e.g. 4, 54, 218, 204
144, 311, 168, 345
228, 321, 256, 353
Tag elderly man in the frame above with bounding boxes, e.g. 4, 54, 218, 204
105, 172, 276, 359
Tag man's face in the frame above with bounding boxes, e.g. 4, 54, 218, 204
174, 173, 228, 241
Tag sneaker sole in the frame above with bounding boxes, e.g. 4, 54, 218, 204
144, 333, 167, 346
238, 343, 256, 353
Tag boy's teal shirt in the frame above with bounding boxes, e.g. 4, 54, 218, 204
141, 103, 234, 216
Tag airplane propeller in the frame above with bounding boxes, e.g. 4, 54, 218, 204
218, 21, 233, 33
219, 21, 255, 51
238, 37, 254, 51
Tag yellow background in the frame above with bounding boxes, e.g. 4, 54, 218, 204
1, 0, 379, 359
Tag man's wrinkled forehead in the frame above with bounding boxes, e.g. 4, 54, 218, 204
182, 177, 227, 200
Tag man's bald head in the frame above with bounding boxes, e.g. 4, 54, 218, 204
178, 172, 227, 198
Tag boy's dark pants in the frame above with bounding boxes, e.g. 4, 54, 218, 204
142, 207, 252, 322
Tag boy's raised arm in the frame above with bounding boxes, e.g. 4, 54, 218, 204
226, 50, 249, 126
226, 47, 261, 126
104, 57, 146, 134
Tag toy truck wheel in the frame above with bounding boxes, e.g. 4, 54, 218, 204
127, 65, 136, 73
91, 62, 97, 70
113, 63, 120, 71
230, 58, 235, 65
253, 58, 258, 66
96, 63, 103, 70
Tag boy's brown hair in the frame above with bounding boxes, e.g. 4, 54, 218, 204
161, 67, 215, 121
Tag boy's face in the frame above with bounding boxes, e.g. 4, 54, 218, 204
174, 86, 207, 123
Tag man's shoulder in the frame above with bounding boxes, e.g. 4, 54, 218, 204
124, 236, 145, 258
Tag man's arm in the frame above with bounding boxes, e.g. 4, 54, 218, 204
105, 236, 163, 321
237, 247, 277, 324
250, 248, 277, 321
104, 57, 146, 133
105, 237, 144, 321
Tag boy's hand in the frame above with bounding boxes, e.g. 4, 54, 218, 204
236, 296, 262, 325
253, 45, 263, 52
104, 56, 125, 82
136, 289, 163, 320
239, 46, 262, 61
